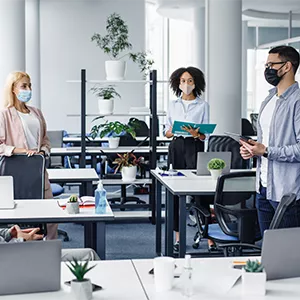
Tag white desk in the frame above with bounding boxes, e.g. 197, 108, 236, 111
151, 169, 256, 258
0, 200, 114, 260
133, 257, 300, 300
0, 260, 147, 299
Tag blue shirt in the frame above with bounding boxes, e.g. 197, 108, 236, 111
256, 82, 300, 201
164, 97, 210, 135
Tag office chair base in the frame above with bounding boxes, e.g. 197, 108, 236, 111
109, 196, 146, 211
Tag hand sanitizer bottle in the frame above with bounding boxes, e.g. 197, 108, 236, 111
168, 163, 177, 176
95, 180, 107, 214
181, 254, 193, 297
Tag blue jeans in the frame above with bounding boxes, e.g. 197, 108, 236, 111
256, 185, 300, 237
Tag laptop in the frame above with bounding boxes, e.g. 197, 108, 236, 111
0, 176, 15, 209
261, 227, 300, 280
0, 240, 61, 295
195, 152, 232, 175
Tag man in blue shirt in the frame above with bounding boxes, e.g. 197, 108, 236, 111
240, 45, 300, 236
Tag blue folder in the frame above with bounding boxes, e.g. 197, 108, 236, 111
172, 121, 216, 136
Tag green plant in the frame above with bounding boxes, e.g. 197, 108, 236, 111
66, 258, 96, 281
68, 195, 78, 203
90, 121, 136, 139
244, 260, 264, 273
129, 52, 155, 77
207, 158, 226, 170
90, 85, 121, 100
113, 152, 142, 173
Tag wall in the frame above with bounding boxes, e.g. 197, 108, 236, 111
40, 0, 146, 133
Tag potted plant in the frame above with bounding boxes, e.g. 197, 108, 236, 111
91, 13, 154, 80
207, 158, 226, 180
66, 195, 80, 214
242, 260, 266, 296
113, 152, 142, 181
90, 85, 120, 115
66, 258, 96, 300
90, 120, 136, 148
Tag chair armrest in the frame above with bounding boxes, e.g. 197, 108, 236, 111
191, 205, 210, 238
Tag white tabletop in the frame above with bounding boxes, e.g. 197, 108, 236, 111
0, 200, 114, 223
48, 168, 99, 182
133, 257, 300, 300
0, 260, 147, 300
101, 178, 152, 185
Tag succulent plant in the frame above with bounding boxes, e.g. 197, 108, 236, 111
66, 258, 96, 281
244, 260, 264, 273
207, 158, 226, 170
68, 195, 78, 203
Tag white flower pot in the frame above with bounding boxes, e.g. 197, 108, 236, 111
66, 202, 79, 214
121, 166, 137, 181
107, 137, 120, 148
71, 279, 93, 300
98, 99, 114, 115
105, 60, 126, 80
209, 169, 223, 180
242, 270, 266, 296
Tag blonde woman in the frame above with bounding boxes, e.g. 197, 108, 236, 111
0, 71, 57, 239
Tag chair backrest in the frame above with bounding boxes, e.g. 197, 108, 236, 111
0, 154, 45, 199
241, 118, 256, 136
47, 130, 64, 168
208, 135, 249, 169
128, 118, 150, 137
214, 171, 261, 243
250, 113, 258, 135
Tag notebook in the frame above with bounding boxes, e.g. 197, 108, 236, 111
172, 121, 216, 136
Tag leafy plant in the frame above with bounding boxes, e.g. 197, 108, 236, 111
244, 260, 264, 273
66, 258, 96, 281
129, 52, 154, 77
113, 152, 142, 173
90, 85, 121, 100
90, 121, 136, 139
207, 158, 226, 170
68, 195, 78, 203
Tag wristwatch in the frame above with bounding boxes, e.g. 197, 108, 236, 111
263, 147, 268, 158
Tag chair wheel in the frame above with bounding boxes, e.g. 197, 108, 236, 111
63, 236, 70, 242
192, 242, 199, 249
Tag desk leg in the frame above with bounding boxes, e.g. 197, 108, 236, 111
155, 179, 162, 255
96, 222, 106, 260
150, 176, 156, 224
86, 181, 93, 196
84, 222, 93, 249
165, 190, 174, 257
179, 195, 186, 258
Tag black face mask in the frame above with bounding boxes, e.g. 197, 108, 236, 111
264, 63, 286, 86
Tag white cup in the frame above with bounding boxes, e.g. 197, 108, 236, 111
153, 256, 175, 292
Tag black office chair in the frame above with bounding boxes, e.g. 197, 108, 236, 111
241, 118, 256, 136
0, 154, 46, 234
250, 113, 258, 135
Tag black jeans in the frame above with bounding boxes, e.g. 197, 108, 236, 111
256, 185, 300, 237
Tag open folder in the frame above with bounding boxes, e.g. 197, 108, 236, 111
172, 121, 216, 136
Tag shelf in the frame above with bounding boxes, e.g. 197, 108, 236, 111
67, 112, 166, 117
66, 80, 152, 84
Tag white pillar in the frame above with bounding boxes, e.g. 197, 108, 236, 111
0, 0, 26, 92
193, 6, 205, 73
241, 21, 248, 118
205, 0, 242, 134
26, 0, 41, 108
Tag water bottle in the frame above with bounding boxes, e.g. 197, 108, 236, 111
181, 254, 193, 297
95, 180, 107, 214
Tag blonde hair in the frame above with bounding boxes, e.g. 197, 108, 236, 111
2, 71, 31, 108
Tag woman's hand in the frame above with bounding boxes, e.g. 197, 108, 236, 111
10, 225, 43, 241
165, 127, 174, 138
182, 125, 204, 139
26, 150, 38, 157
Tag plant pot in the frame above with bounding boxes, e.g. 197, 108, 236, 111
71, 279, 93, 300
242, 270, 266, 296
105, 60, 126, 80
209, 169, 223, 180
98, 99, 114, 115
107, 137, 120, 148
121, 166, 137, 181
66, 202, 80, 214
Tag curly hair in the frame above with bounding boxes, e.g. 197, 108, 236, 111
169, 67, 205, 97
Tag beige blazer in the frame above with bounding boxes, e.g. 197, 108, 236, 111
0, 106, 52, 198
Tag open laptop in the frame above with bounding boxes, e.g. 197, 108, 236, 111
0, 240, 61, 295
261, 227, 300, 280
195, 152, 232, 175
0, 176, 15, 209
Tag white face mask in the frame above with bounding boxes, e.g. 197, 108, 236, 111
179, 83, 195, 95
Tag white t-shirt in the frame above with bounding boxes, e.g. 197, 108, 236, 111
259, 94, 278, 187
181, 99, 192, 114
17, 111, 40, 150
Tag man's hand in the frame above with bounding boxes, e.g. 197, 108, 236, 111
10, 225, 43, 241
240, 140, 266, 157
240, 144, 253, 160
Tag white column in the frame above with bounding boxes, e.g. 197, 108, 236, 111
193, 6, 205, 73
0, 0, 26, 92
241, 21, 248, 118
26, 0, 41, 108
205, 0, 242, 134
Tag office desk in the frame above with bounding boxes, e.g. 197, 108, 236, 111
151, 169, 255, 258
0, 200, 114, 260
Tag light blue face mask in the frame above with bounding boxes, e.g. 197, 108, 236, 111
17, 90, 32, 103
